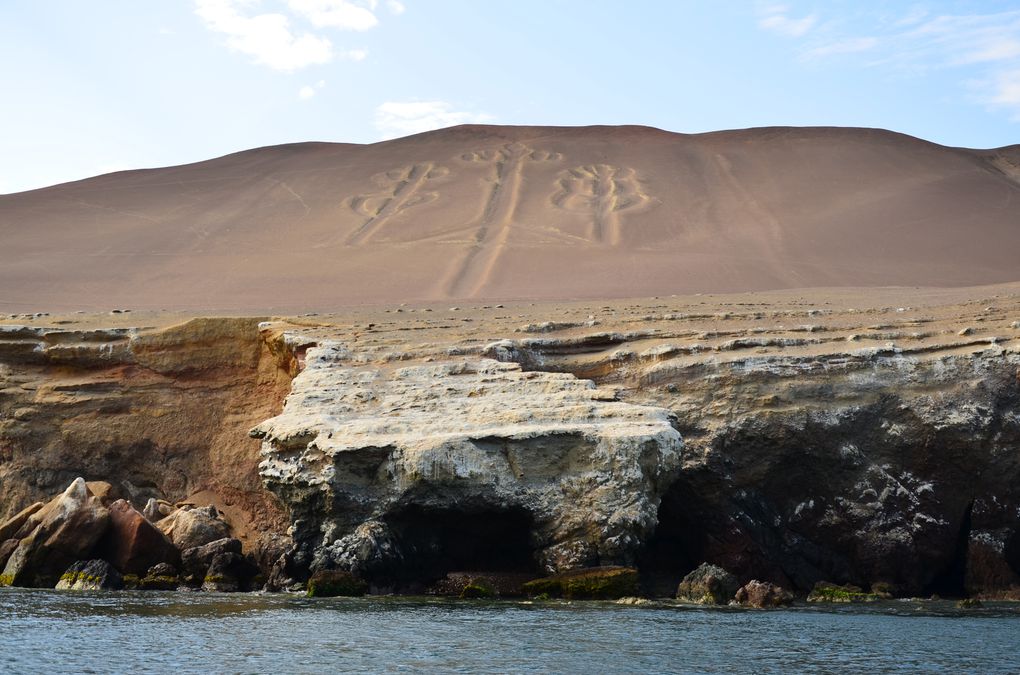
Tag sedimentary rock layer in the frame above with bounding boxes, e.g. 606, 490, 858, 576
2, 287, 1019, 596
0, 317, 293, 562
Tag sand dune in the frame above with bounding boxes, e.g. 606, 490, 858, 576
1, 125, 1018, 311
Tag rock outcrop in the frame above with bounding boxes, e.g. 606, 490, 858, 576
1, 478, 110, 587
181, 537, 242, 581
96, 499, 179, 576
202, 551, 258, 592
734, 580, 794, 608
0, 317, 293, 566
3, 290, 1020, 598
521, 566, 639, 600
675, 563, 740, 605
253, 343, 682, 590
157, 506, 232, 551
56, 559, 123, 591
139, 562, 180, 590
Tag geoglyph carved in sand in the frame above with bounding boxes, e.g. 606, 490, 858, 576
345, 162, 449, 245
443, 143, 563, 297
552, 164, 655, 245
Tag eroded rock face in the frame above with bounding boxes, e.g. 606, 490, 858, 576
0, 318, 294, 570
4, 295, 1020, 597
253, 343, 682, 588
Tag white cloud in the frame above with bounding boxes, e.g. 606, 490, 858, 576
287, 0, 379, 31
985, 68, 1020, 118
194, 0, 381, 71
963, 39, 1020, 65
374, 101, 494, 139
195, 0, 333, 71
758, 4, 816, 38
387, 0, 405, 15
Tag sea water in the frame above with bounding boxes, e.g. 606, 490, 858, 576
1, 589, 1017, 673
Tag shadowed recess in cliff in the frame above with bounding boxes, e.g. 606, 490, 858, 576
927, 500, 973, 597
382, 505, 539, 588
637, 481, 704, 596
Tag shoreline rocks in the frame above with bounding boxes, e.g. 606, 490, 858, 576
521, 566, 639, 600
676, 563, 739, 605
1, 479, 110, 588
96, 500, 179, 577
56, 560, 123, 591
734, 580, 794, 608
806, 582, 883, 603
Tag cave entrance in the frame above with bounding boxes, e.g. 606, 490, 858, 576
926, 500, 973, 597
638, 483, 704, 597
384, 504, 539, 588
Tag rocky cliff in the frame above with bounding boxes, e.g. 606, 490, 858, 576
0, 316, 293, 566
2, 287, 1019, 597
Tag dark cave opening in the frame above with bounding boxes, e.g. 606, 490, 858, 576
638, 486, 703, 597
926, 499, 973, 597
383, 504, 540, 588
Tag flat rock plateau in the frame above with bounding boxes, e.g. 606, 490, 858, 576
1, 125, 1019, 600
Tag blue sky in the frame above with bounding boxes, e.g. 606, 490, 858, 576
2, 1, 1020, 193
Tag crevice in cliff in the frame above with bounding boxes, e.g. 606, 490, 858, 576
926, 499, 973, 597
382, 504, 539, 589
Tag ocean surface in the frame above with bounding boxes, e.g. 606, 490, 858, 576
1, 589, 1017, 674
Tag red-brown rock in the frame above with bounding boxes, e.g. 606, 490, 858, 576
96, 499, 180, 576
734, 580, 795, 608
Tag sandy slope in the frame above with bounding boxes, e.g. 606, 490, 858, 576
1, 125, 1018, 312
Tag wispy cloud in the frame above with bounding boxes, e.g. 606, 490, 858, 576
758, 4, 816, 38
984, 68, 1020, 119
194, 0, 382, 72
758, 4, 1020, 120
374, 101, 494, 139
802, 37, 877, 60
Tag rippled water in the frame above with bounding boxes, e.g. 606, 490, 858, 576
1, 589, 1018, 674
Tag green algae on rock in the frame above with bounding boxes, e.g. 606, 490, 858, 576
56, 559, 123, 591
522, 566, 639, 600
306, 570, 368, 598
460, 579, 497, 599
806, 582, 883, 603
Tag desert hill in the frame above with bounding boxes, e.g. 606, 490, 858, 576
1, 124, 1019, 311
